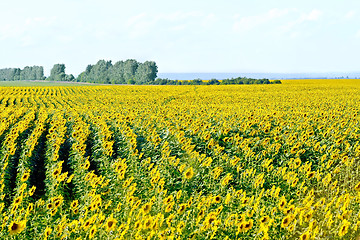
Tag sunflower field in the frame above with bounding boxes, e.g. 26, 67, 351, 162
0, 79, 360, 239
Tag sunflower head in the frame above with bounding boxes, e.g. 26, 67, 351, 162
143, 218, 153, 229
47, 203, 53, 210
244, 219, 253, 231
44, 227, 52, 237
14, 196, 23, 206
338, 220, 350, 237
163, 195, 173, 205
105, 216, 117, 232
300, 231, 310, 240
281, 216, 291, 228
71, 200, 79, 209
21, 172, 30, 182
237, 221, 246, 233
184, 167, 194, 180
278, 197, 287, 210
89, 225, 97, 239
198, 209, 205, 218
213, 195, 221, 204
52, 168, 61, 179
54, 199, 62, 208
134, 220, 142, 230
29, 186, 36, 196
259, 215, 269, 224
354, 182, 360, 191
142, 203, 151, 214
177, 204, 187, 215
9, 220, 26, 235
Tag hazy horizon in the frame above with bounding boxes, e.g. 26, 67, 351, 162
158, 72, 360, 80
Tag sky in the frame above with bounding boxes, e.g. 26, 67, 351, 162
1, 0, 360, 76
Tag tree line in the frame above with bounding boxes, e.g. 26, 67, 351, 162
0, 61, 281, 85
0, 66, 44, 81
152, 77, 281, 85
46, 59, 158, 84
0, 59, 158, 84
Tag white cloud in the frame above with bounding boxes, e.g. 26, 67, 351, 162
201, 13, 216, 27
126, 11, 216, 38
268, 8, 290, 19
20, 35, 35, 47
233, 8, 290, 32
0, 24, 13, 40
233, 14, 240, 20
280, 9, 323, 32
0, 16, 57, 41
25, 17, 47, 26
345, 10, 356, 19
304, 9, 322, 21
126, 13, 157, 38
56, 35, 74, 44
290, 31, 300, 39
126, 13, 147, 27
356, 30, 360, 38
170, 24, 187, 32
166, 11, 203, 21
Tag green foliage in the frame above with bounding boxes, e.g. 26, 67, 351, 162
0, 66, 44, 81
65, 74, 75, 82
0, 81, 95, 87
48, 64, 75, 82
208, 78, 220, 85
151, 77, 274, 85
134, 61, 158, 84
48, 64, 66, 81
77, 59, 158, 84
0, 61, 278, 86
110, 61, 125, 84
123, 59, 138, 83
221, 77, 271, 85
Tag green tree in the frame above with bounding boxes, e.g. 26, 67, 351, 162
134, 61, 158, 84
34, 66, 44, 80
49, 64, 66, 81
76, 59, 158, 84
65, 74, 75, 82
91, 60, 112, 83
110, 61, 125, 84
123, 59, 138, 83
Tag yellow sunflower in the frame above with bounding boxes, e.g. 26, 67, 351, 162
21, 171, 30, 182
13, 196, 23, 206
29, 186, 36, 196
299, 231, 310, 240
71, 200, 79, 210
338, 219, 350, 237
259, 215, 270, 224
244, 219, 253, 232
143, 217, 153, 229
354, 182, 360, 191
89, 225, 97, 239
184, 167, 194, 180
9, 220, 26, 235
281, 216, 291, 228
213, 195, 221, 204
44, 227, 52, 238
177, 204, 187, 215
105, 216, 117, 232
142, 202, 152, 214
52, 168, 61, 179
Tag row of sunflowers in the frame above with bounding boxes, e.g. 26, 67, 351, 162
0, 80, 360, 239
